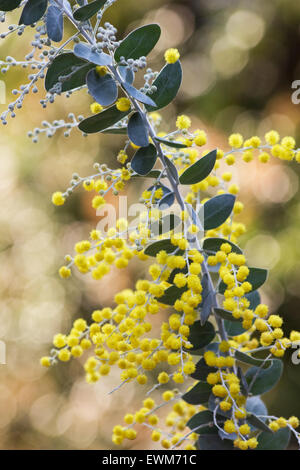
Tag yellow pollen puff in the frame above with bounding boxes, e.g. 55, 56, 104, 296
59, 266, 71, 279
206, 373, 219, 385
255, 304, 269, 318
164, 48, 180, 64
233, 201, 244, 214
90, 102, 103, 114
40, 356, 51, 367
151, 430, 161, 442
158, 372, 169, 384
212, 384, 227, 398
224, 420, 236, 433
194, 130, 207, 146
52, 191, 65, 206
288, 416, 299, 429
58, 349, 71, 362
163, 391, 175, 401
220, 401, 232, 412
116, 97, 131, 112
250, 136, 261, 147
92, 195, 105, 209
259, 151, 270, 163
269, 421, 280, 432
229, 133, 243, 148
239, 424, 250, 435
176, 114, 191, 130
96, 66, 108, 76
268, 315, 283, 328
243, 150, 253, 162
225, 154, 235, 165
265, 130, 280, 145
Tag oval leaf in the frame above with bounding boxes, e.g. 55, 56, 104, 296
131, 144, 157, 176
257, 427, 291, 450
157, 285, 186, 305
158, 192, 175, 209
246, 290, 261, 310
218, 267, 268, 295
86, 69, 118, 106
182, 381, 212, 405
246, 396, 268, 417
224, 319, 245, 337
46, 4, 63, 42
187, 410, 215, 433
247, 413, 273, 433
118, 66, 134, 85
214, 308, 242, 323
191, 358, 217, 381
19, 0, 48, 25
165, 157, 179, 184
145, 61, 182, 111
198, 434, 234, 450
0, 0, 21, 11
245, 359, 283, 395
101, 126, 127, 135
155, 137, 187, 149
155, 136, 187, 149
123, 82, 156, 107
115, 24, 161, 62
73, 0, 106, 21
245, 267, 268, 292
45, 52, 93, 92
128, 112, 149, 147
78, 105, 130, 134
179, 150, 217, 185
202, 194, 236, 231
234, 350, 273, 368
203, 237, 242, 255
144, 239, 178, 257
74, 42, 112, 66
187, 321, 215, 352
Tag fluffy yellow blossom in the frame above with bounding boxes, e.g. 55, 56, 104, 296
52, 191, 65, 206
164, 48, 180, 64
116, 98, 131, 112
176, 115, 191, 130
90, 102, 103, 114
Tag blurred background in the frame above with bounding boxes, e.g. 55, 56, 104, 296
0, 0, 300, 450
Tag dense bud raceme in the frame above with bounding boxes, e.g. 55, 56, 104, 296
1, 0, 300, 451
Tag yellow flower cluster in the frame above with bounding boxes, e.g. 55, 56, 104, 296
164, 48, 180, 64
45, 112, 300, 449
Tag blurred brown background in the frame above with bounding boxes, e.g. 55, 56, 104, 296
0, 0, 300, 450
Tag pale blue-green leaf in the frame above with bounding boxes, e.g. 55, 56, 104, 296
118, 66, 134, 85
46, 4, 63, 42
127, 112, 149, 147
245, 359, 283, 395
19, 0, 48, 25
74, 42, 112, 66
123, 82, 156, 107
257, 427, 290, 450
86, 69, 118, 106
131, 144, 157, 176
